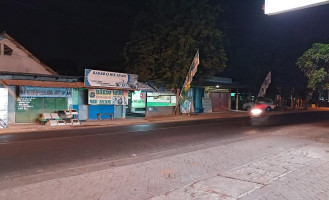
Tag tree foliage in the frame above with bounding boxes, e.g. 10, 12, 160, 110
123, 0, 227, 88
296, 43, 329, 92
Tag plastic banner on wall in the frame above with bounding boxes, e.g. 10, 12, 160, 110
20, 86, 72, 97
84, 69, 138, 89
180, 98, 193, 114
88, 89, 128, 105
0, 88, 8, 128
147, 92, 176, 107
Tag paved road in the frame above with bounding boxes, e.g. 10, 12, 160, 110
1, 120, 329, 199
0, 111, 328, 181
1, 112, 329, 199
0, 116, 254, 181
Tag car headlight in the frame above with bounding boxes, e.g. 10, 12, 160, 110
250, 108, 262, 116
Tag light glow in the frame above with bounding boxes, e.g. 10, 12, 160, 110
264, 0, 329, 15
250, 108, 263, 116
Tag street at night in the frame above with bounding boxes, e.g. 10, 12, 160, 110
1, 0, 329, 199
1, 111, 329, 199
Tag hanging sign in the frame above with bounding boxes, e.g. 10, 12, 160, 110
88, 89, 128, 105
84, 69, 138, 89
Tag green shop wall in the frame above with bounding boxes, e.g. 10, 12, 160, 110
16, 97, 68, 123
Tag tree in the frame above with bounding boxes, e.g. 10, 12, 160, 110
123, 0, 227, 88
296, 43, 329, 96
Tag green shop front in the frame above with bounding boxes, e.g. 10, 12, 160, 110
16, 86, 73, 123
130, 90, 177, 117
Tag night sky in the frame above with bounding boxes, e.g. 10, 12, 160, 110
1, 0, 329, 92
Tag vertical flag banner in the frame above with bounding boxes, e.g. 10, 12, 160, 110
182, 50, 200, 92
180, 50, 200, 114
257, 71, 271, 98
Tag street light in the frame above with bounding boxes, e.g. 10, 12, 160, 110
264, 0, 329, 15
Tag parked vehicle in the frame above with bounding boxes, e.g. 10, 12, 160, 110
242, 98, 276, 111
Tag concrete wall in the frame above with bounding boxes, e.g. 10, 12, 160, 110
0, 37, 54, 75
7, 86, 16, 124
0, 85, 16, 124
145, 106, 174, 118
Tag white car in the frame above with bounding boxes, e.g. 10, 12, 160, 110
243, 98, 276, 111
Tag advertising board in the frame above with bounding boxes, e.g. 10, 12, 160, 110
84, 69, 138, 89
88, 89, 128, 105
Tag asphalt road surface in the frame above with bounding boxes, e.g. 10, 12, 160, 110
1, 111, 329, 186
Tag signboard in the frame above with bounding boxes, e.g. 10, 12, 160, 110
88, 89, 128, 105
180, 98, 193, 114
84, 69, 138, 89
147, 92, 176, 107
132, 91, 146, 108
20, 86, 72, 97
264, 0, 329, 15
0, 88, 8, 128
17, 97, 36, 111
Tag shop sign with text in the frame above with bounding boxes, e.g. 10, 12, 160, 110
88, 89, 128, 105
84, 69, 138, 89
20, 86, 72, 97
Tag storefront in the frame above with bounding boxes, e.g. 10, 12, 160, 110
15, 86, 72, 123
1, 79, 82, 124
84, 69, 138, 120
191, 76, 251, 113
87, 88, 129, 119
131, 90, 147, 116
145, 92, 177, 117
129, 82, 177, 117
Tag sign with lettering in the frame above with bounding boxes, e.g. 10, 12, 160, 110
17, 97, 35, 111
147, 92, 176, 107
84, 69, 138, 89
20, 86, 72, 97
88, 89, 128, 105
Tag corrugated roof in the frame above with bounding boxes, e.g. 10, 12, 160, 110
82, 85, 136, 91
1, 79, 136, 91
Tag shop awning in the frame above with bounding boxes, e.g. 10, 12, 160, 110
1, 79, 136, 91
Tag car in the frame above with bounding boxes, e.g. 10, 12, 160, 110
242, 98, 276, 111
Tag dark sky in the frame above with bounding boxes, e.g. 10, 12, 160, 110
1, 0, 329, 90
221, 1, 329, 90
0, 0, 142, 72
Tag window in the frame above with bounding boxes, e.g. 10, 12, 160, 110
4, 44, 13, 56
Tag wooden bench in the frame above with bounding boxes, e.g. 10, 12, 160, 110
39, 113, 61, 125
97, 113, 113, 120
